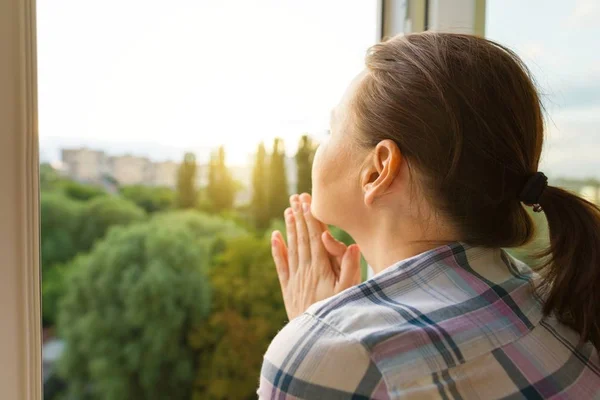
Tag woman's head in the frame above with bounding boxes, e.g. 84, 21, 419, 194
313, 32, 543, 245
311, 32, 600, 349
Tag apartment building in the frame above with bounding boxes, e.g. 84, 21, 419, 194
150, 161, 180, 188
61, 148, 108, 182
60, 149, 302, 206
108, 154, 152, 186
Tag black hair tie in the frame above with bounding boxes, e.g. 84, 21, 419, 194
519, 172, 548, 212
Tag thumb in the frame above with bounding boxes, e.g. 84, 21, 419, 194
321, 231, 347, 258
336, 244, 361, 292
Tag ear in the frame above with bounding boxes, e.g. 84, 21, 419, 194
360, 139, 402, 206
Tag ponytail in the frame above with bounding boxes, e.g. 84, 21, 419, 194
538, 186, 600, 350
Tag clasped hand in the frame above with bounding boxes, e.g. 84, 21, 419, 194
271, 193, 362, 320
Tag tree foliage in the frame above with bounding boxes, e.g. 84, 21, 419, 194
190, 235, 286, 400
42, 263, 70, 327
62, 180, 106, 201
206, 146, 237, 213
251, 142, 270, 230
150, 210, 244, 242
177, 152, 198, 209
120, 184, 175, 213
268, 138, 289, 221
57, 214, 218, 400
77, 196, 146, 252
40, 192, 85, 272
295, 135, 316, 195
40, 163, 66, 191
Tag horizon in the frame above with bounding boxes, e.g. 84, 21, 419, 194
37, 0, 600, 178
39, 132, 322, 168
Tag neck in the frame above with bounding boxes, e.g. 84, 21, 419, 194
351, 210, 459, 275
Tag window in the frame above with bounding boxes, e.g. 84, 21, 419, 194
486, 0, 600, 204
37, 1, 379, 398
487, 0, 600, 264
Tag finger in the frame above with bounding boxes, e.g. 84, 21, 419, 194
301, 200, 329, 263
291, 195, 311, 266
271, 231, 289, 288
275, 230, 289, 267
299, 193, 329, 231
299, 192, 311, 203
336, 245, 361, 292
284, 207, 298, 274
321, 230, 347, 258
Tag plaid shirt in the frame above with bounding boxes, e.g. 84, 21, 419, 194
258, 243, 600, 399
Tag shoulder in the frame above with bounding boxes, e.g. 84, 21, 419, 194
258, 311, 389, 400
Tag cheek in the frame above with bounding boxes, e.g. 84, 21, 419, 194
310, 144, 335, 220
310, 142, 358, 225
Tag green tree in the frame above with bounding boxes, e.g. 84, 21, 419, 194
40, 192, 84, 271
251, 142, 270, 230
39, 163, 65, 191
77, 196, 146, 252
42, 263, 70, 327
268, 138, 289, 221
176, 152, 198, 209
295, 134, 315, 194
189, 235, 286, 400
57, 217, 212, 400
62, 180, 106, 201
40, 191, 85, 327
150, 209, 245, 244
206, 146, 237, 213
120, 185, 175, 213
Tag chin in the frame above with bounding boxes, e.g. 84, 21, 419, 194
310, 201, 335, 227
309, 200, 325, 223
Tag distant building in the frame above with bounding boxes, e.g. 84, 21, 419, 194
149, 160, 179, 188
61, 148, 108, 182
60, 148, 303, 206
109, 154, 151, 186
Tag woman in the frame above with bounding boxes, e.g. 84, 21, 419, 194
258, 33, 600, 399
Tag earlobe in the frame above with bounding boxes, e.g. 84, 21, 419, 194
360, 158, 379, 206
364, 184, 376, 206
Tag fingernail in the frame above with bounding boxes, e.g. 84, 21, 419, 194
271, 239, 277, 248
286, 211, 294, 223
292, 201, 299, 212
302, 202, 310, 213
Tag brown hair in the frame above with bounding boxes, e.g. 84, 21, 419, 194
353, 32, 600, 349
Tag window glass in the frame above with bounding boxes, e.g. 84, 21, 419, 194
486, 0, 600, 263
37, 1, 378, 398
487, 0, 600, 200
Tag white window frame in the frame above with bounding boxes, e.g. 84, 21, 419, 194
0, 1, 483, 398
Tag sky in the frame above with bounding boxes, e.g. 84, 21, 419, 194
486, 0, 600, 179
37, 0, 379, 165
37, 0, 599, 177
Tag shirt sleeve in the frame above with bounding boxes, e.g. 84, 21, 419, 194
258, 312, 390, 400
